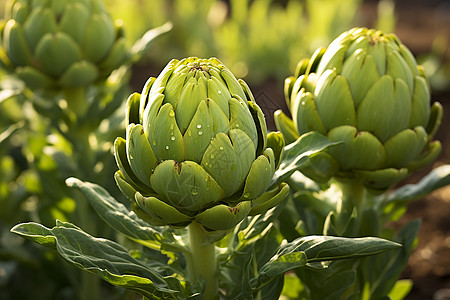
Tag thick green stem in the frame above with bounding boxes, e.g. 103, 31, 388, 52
334, 179, 367, 236
64, 87, 88, 118
63, 87, 101, 300
187, 222, 218, 299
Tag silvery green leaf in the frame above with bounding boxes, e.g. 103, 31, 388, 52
66, 177, 188, 253
251, 235, 401, 292
271, 132, 341, 186
131, 22, 173, 60
359, 220, 420, 299
10, 221, 191, 300
386, 164, 450, 204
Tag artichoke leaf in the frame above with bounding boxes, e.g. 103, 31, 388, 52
135, 192, 192, 226
328, 126, 386, 170
273, 110, 299, 145
195, 201, 252, 231
126, 124, 157, 188
147, 102, 184, 162
384, 127, 427, 168
241, 148, 276, 201
354, 168, 409, 191
249, 182, 290, 216
58, 60, 98, 88
314, 70, 356, 130
202, 130, 254, 197
35, 32, 82, 77
150, 160, 224, 213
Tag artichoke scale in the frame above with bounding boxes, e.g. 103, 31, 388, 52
82, 13, 115, 63
201, 131, 254, 198
16, 65, 55, 89
147, 102, 184, 162
328, 126, 386, 170
2, 20, 33, 66
23, 7, 57, 50
150, 160, 224, 214
58, 60, 98, 88
126, 124, 157, 189
314, 70, 356, 130
195, 201, 251, 231
35, 32, 82, 77
134, 193, 192, 226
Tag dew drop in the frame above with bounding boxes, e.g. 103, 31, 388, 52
188, 130, 192, 136
218, 90, 222, 94
196, 124, 202, 129
169, 111, 175, 117
171, 136, 176, 141
165, 145, 170, 150
198, 131, 203, 136
210, 154, 215, 159
153, 141, 157, 146
235, 123, 239, 128
219, 146, 224, 150
170, 124, 174, 130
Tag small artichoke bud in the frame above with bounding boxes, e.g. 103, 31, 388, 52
275, 27, 443, 190
0, 0, 132, 91
114, 57, 289, 231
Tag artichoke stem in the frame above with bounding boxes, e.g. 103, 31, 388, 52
334, 179, 367, 236
186, 221, 219, 299
64, 87, 88, 119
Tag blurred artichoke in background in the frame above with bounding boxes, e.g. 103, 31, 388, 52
114, 57, 288, 231
0, 0, 131, 90
275, 27, 443, 190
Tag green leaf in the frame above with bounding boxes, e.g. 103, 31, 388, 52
11, 221, 186, 299
66, 178, 162, 246
131, 22, 173, 60
0, 121, 23, 148
359, 220, 420, 299
251, 235, 400, 291
387, 279, 413, 300
386, 164, 450, 204
271, 132, 341, 186
66, 178, 189, 253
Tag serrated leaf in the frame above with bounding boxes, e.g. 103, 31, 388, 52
251, 235, 400, 292
271, 132, 341, 186
11, 221, 185, 299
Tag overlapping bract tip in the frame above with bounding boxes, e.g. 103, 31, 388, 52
115, 57, 288, 231
275, 27, 443, 190
0, 0, 131, 90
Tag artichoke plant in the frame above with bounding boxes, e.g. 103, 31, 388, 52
0, 0, 131, 90
114, 57, 289, 231
275, 27, 443, 190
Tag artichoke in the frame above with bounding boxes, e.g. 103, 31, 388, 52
114, 57, 289, 231
0, 0, 130, 90
275, 27, 443, 190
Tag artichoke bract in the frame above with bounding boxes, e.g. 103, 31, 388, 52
275, 27, 443, 190
0, 0, 130, 90
114, 57, 289, 231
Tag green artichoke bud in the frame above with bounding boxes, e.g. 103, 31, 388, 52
0, 0, 131, 90
114, 57, 289, 231
275, 27, 443, 190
